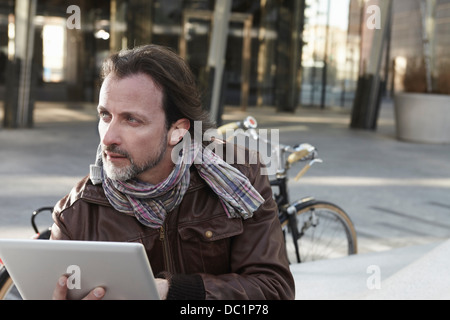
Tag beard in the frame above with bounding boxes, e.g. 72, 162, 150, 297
102, 132, 168, 182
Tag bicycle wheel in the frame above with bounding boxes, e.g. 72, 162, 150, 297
282, 200, 357, 263
0, 266, 21, 300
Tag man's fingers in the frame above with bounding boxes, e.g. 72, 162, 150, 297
52, 276, 68, 300
52, 275, 105, 300
82, 287, 106, 300
155, 278, 168, 300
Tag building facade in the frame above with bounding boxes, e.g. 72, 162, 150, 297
0, 0, 307, 126
1, 0, 448, 128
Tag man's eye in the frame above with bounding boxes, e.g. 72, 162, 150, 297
127, 116, 142, 125
98, 112, 111, 121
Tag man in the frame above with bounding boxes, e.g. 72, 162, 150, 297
51, 44, 295, 300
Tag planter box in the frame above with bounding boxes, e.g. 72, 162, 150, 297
394, 93, 450, 144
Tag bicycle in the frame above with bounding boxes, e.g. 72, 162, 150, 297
216, 116, 358, 264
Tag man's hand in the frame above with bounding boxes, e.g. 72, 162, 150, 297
155, 278, 169, 300
53, 275, 168, 300
52, 275, 105, 300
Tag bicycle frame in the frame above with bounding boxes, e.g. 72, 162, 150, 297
270, 175, 302, 263
226, 118, 324, 263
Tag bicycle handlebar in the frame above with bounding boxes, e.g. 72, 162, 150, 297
217, 116, 323, 178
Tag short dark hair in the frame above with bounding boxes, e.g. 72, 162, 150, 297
101, 44, 215, 134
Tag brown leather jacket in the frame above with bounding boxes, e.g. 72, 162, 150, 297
51, 150, 295, 300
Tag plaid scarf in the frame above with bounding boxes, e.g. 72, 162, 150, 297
90, 140, 265, 229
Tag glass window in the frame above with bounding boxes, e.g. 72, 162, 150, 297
41, 17, 66, 83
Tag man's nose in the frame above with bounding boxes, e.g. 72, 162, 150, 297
100, 121, 121, 146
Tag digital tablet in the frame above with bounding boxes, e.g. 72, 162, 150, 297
0, 239, 160, 300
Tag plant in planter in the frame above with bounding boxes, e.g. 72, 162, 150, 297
393, 1, 450, 144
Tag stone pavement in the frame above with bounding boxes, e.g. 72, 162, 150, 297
0, 102, 100, 238
1, 99, 450, 253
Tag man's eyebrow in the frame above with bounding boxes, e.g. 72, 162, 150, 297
97, 106, 149, 120
121, 110, 148, 119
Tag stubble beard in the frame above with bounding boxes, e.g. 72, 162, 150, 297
102, 132, 168, 182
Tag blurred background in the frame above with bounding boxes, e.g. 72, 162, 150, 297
0, 0, 448, 129
0, 0, 449, 257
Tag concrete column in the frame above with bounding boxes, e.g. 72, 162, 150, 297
110, 0, 128, 52
110, 0, 153, 52
274, 0, 306, 112
206, 0, 232, 125
3, 0, 37, 128
350, 0, 393, 130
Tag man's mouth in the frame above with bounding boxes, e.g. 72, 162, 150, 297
106, 152, 126, 158
103, 149, 129, 163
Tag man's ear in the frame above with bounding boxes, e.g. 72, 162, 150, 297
168, 118, 191, 146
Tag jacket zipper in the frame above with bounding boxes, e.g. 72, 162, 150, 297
159, 224, 173, 273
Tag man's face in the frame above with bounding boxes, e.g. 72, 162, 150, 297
97, 73, 173, 184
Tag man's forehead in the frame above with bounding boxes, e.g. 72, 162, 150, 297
99, 73, 164, 104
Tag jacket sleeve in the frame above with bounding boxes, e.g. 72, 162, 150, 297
198, 156, 295, 300
50, 196, 75, 240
